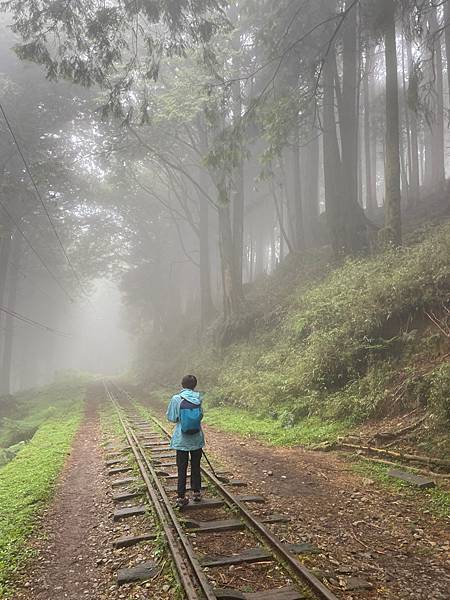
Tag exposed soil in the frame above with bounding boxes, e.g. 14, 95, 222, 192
8, 386, 450, 600
202, 423, 450, 600
11, 387, 113, 600
10, 385, 178, 600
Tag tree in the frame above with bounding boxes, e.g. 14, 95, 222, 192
381, 0, 402, 246
3, 0, 228, 116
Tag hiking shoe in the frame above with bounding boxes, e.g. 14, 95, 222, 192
193, 492, 202, 503
176, 497, 189, 508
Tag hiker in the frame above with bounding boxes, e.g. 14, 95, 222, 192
166, 374, 204, 507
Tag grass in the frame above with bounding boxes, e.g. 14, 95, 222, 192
204, 406, 350, 446
350, 458, 450, 518
0, 372, 90, 450
0, 379, 86, 597
201, 223, 450, 422
133, 388, 350, 447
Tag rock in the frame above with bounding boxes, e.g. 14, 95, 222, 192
335, 565, 354, 575
362, 477, 375, 486
345, 577, 373, 591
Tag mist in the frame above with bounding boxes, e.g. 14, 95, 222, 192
1, 1, 450, 394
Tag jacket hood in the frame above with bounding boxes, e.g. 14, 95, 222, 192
179, 389, 202, 405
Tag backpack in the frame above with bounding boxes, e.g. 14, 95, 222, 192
179, 396, 202, 435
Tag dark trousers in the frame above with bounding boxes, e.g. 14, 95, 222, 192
176, 449, 202, 497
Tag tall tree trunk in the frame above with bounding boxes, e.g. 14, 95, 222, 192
218, 199, 241, 319
199, 193, 215, 328
283, 125, 303, 251
0, 235, 21, 395
197, 116, 216, 328
323, 45, 369, 254
401, 33, 411, 205
445, 2, 450, 115
428, 6, 445, 188
382, 0, 402, 245
323, 50, 345, 254
363, 48, 377, 216
301, 131, 320, 247
0, 233, 12, 372
341, 2, 359, 212
231, 4, 245, 296
405, 35, 420, 204
0, 234, 12, 307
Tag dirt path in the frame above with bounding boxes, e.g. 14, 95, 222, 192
203, 424, 450, 600
12, 388, 114, 600
11, 387, 449, 600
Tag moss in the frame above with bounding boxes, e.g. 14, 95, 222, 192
195, 223, 450, 426
0, 373, 90, 449
204, 406, 350, 446
0, 380, 85, 597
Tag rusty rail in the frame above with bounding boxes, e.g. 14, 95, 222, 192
104, 381, 215, 600
110, 381, 339, 600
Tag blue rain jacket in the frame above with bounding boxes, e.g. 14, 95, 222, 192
166, 389, 205, 451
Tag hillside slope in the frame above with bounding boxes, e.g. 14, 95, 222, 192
137, 217, 450, 453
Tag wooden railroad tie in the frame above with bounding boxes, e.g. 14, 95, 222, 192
117, 561, 159, 585
113, 505, 148, 521
388, 469, 436, 489
185, 513, 289, 533
214, 585, 307, 599
200, 543, 318, 568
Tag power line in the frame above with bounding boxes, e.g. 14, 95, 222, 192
8, 258, 71, 313
0, 305, 73, 338
0, 100, 92, 302
0, 199, 75, 303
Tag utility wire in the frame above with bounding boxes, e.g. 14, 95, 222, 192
0, 305, 73, 338
0, 199, 75, 303
0, 100, 92, 303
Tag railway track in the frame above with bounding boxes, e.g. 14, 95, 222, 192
103, 380, 339, 600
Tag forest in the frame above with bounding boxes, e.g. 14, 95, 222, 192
0, 1, 450, 598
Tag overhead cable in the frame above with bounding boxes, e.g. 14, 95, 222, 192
0, 199, 75, 303
0, 305, 73, 338
0, 100, 92, 303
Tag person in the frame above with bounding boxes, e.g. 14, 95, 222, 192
166, 374, 205, 507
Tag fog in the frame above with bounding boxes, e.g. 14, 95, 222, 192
58, 280, 131, 380
1, 1, 449, 393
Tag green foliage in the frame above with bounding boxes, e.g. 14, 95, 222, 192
200, 223, 450, 424
204, 406, 349, 446
426, 363, 450, 425
0, 396, 83, 596
0, 374, 90, 451
4, 0, 229, 119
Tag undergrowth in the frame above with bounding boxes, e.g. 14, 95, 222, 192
350, 458, 450, 518
134, 222, 450, 449
0, 372, 90, 452
196, 222, 450, 428
0, 381, 84, 597
204, 407, 350, 446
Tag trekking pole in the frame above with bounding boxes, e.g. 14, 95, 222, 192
202, 450, 231, 484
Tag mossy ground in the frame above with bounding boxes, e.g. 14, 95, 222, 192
0, 378, 86, 597
183, 223, 450, 448
204, 407, 350, 446
349, 457, 450, 518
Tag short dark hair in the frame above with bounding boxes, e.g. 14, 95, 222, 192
181, 374, 197, 390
